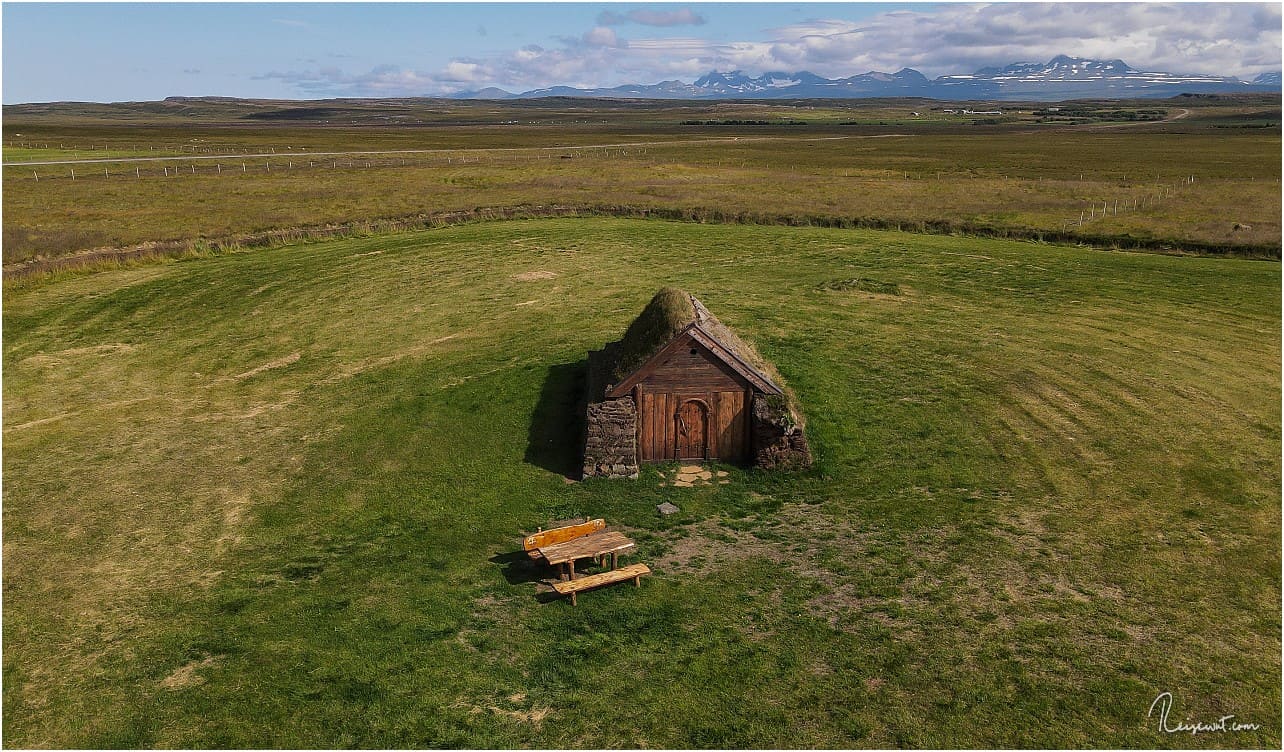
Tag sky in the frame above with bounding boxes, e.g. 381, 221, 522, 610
2, 2, 1281, 103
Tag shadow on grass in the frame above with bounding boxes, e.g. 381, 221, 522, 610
490, 550, 545, 586
524, 359, 587, 479
489, 550, 568, 604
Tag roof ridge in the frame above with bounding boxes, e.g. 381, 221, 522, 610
690, 293, 713, 326
687, 322, 782, 395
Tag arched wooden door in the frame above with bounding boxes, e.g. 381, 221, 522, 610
675, 399, 709, 460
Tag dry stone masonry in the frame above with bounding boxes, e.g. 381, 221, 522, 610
582, 398, 639, 479
581, 288, 811, 478
751, 395, 813, 470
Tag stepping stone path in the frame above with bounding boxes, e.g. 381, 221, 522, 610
661, 464, 731, 487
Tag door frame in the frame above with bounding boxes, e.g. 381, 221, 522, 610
674, 397, 711, 460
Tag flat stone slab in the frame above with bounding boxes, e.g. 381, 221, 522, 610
657, 502, 680, 516
659, 464, 732, 487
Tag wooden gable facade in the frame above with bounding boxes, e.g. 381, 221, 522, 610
582, 288, 811, 479
606, 324, 781, 464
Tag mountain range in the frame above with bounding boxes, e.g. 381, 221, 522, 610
455, 56, 1282, 101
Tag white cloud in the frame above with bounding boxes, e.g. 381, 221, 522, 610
597, 8, 706, 27
582, 26, 621, 48
761, 3, 1281, 79
441, 61, 487, 84
260, 3, 1281, 96
254, 65, 441, 96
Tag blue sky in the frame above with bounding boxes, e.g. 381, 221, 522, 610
3, 3, 1280, 102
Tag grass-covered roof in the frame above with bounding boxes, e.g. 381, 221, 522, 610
607, 287, 784, 392
600, 286, 805, 425
611, 287, 697, 382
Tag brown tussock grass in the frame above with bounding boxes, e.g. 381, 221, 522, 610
512, 270, 558, 281
232, 351, 301, 380
161, 656, 222, 690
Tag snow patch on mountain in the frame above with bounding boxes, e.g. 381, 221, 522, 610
455, 56, 1282, 101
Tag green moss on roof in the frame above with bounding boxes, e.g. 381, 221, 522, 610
611, 287, 697, 381
600, 286, 806, 427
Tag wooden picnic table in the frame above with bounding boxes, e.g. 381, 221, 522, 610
537, 530, 636, 581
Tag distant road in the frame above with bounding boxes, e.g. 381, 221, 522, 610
3, 133, 907, 167
1080, 107, 1192, 131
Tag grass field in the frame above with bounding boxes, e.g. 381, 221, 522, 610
4, 96, 1280, 266
3, 218, 1278, 747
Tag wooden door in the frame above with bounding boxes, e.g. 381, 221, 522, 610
712, 389, 750, 464
675, 399, 709, 460
638, 389, 675, 462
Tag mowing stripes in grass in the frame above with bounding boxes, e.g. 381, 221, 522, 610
3, 219, 1278, 747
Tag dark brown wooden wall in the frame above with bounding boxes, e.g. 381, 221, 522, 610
634, 334, 752, 463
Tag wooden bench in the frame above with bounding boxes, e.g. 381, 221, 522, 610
551, 563, 651, 606
523, 519, 605, 561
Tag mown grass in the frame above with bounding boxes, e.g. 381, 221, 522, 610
3, 98, 1279, 265
3, 218, 1278, 747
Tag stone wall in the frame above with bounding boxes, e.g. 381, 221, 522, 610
751, 394, 813, 470
582, 397, 639, 479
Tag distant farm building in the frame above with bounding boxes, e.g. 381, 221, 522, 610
582, 288, 811, 478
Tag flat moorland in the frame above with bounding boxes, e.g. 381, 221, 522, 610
3, 218, 1278, 747
3, 96, 1279, 267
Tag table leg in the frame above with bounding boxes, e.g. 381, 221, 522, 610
568, 560, 576, 581
611, 552, 618, 570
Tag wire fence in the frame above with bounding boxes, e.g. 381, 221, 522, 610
9, 145, 662, 183
7, 140, 326, 155
6, 147, 1269, 240
1062, 175, 1201, 229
